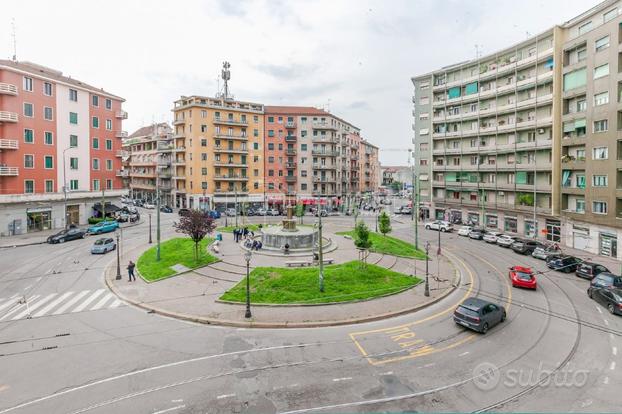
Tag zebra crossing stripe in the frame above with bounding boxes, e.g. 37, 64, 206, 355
109, 299, 123, 308
0, 298, 19, 313
71, 289, 105, 313
90, 293, 114, 311
0, 295, 40, 321
52, 290, 90, 315
32, 292, 74, 318
12, 294, 58, 320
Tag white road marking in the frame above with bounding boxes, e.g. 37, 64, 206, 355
35, 277, 41, 282
332, 377, 352, 382
90, 293, 114, 311
12, 294, 57, 320
9, 294, 17, 299
171, 399, 183, 403
596, 306, 603, 314
32, 292, 74, 318
610, 362, 616, 370
72, 289, 105, 313
0, 298, 18, 312
604, 319, 609, 326
424, 363, 435, 368
603, 377, 609, 385
459, 351, 469, 357
152, 405, 185, 414
0, 295, 40, 321
109, 299, 123, 308
379, 371, 393, 376
22, 285, 31, 291
613, 347, 617, 356
52, 290, 90, 315
216, 393, 235, 399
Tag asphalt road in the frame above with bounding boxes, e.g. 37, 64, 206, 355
0, 205, 620, 413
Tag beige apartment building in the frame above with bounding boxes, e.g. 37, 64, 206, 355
412, 0, 622, 259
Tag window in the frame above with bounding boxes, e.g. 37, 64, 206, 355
45, 180, 54, 193
106, 119, 112, 130
593, 175, 608, 187
92, 95, 99, 107
563, 68, 587, 91
44, 106, 53, 120
578, 21, 592, 35
43, 82, 52, 96
70, 158, 78, 170
23, 103, 33, 117
268, 143, 274, 150
92, 137, 99, 149
301, 144, 307, 151
577, 98, 587, 112
105, 139, 112, 150
419, 96, 430, 105
69, 89, 78, 101
93, 179, 100, 191
577, 174, 586, 188
24, 154, 34, 168
594, 119, 608, 132
596, 35, 610, 52
594, 92, 609, 106
576, 199, 585, 213
44, 132, 53, 145
44, 155, 53, 169
69, 112, 78, 124
24, 180, 34, 194
24, 129, 34, 143
604, 8, 618, 22
69, 134, 78, 147
92, 159, 100, 170
577, 48, 587, 62
92, 116, 99, 128
106, 159, 112, 170
105, 99, 112, 110
593, 201, 608, 214
23, 77, 33, 91
593, 146, 608, 159
594, 63, 610, 79
268, 116, 274, 122
70, 180, 79, 190
268, 130, 274, 137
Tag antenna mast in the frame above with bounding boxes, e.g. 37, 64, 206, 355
221, 61, 231, 100
11, 18, 17, 61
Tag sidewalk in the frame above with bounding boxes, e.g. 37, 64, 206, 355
105, 231, 460, 328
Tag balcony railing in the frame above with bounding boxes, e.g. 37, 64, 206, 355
214, 175, 248, 181
285, 149, 297, 156
172, 118, 185, 125
285, 176, 297, 182
214, 188, 249, 194
0, 83, 18, 95
115, 110, 128, 119
214, 146, 248, 153
115, 130, 128, 138
285, 135, 297, 142
285, 121, 296, 128
115, 150, 129, 158
116, 169, 129, 177
312, 150, 339, 156
213, 117, 248, 126
312, 121, 337, 130
0, 166, 19, 176
0, 111, 18, 123
214, 133, 248, 140
313, 164, 337, 170
213, 161, 248, 167
0, 139, 18, 149
285, 162, 297, 169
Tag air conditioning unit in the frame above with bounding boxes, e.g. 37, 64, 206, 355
538, 128, 545, 134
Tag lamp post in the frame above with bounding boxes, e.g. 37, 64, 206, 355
148, 213, 152, 244
437, 223, 442, 256
62, 147, 71, 229
424, 242, 430, 297
414, 174, 419, 250
115, 230, 122, 280
244, 250, 252, 318
316, 191, 325, 293
235, 189, 239, 228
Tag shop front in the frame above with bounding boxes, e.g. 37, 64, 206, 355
504, 217, 518, 234
599, 232, 618, 258
27, 208, 52, 232
545, 219, 561, 242
67, 205, 80, 226
485, 214, 498, 229
467, 212, 479, 226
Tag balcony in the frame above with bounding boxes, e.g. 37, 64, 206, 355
131, 182, 156, 190
285, 176, 297, 183
214, 189, 249, 195
0, 166, 19, 176
157, 144, 174, 152
286, 121, 296, 128
115, 110, 128, 119
285, 149, 297, 156
172, 159, 186, 166
213, 117, 248, 126
0, 139, 18, 149
213, 175, 248, 181
171, 146, 186, 152
312, 150, 338, 156
286, 162, 297, 169
313, 164, 337, 170
115, 130, 128, 138
159, 169, 173, 178
0, 83, 18, 95
115, 150, 129, 158
312, 121, 337, 130
172, 118, 185, 125
312, 137, 339, 144
116, 169, 129, 177
214, 133, 248, 141
0, 111, 18, 123
285, 135, 297, 142
213, 161, 248, 168
316, 177, 337, 183
214, 146, 248, 154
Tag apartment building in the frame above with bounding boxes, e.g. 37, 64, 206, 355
0, 60, 126, 235
381, 166, 413, 189
360, 140, 380, 193
411, 0, 622, 259
171, 96, 265, 210
123, 123, 175, 207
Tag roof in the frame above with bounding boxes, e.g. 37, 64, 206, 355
0, 59, 124, 101
128, 123, 170, 138
460, 297, 491, 310
264, 105, 359, 130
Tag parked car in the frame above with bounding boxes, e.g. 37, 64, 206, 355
132, 199, 144, 207
425, 220, 453, 232
576, 262, 609, 280
178, 208, 190, 217
115, 213, 129, 223
398, 206, 412, 215
225, 208, 237, 217
588, 287, 622, 315
511, 239, 541, 255
483, 231, 503, 244
532, 244, 561, 260
546, 255, 582, 273
457, 226, 473, 236
129, 212, 140, 223
255, 208, 267, 216
90, 237, 116, 254
590, 272, 622, 289
468, 228, 485, 240
87, 220, 119, 235
496, 235, 516, 247
160, 205, 173, 213
509, 265, 537, 289
268, 208, 280, 216
244, 208, 256, 216
206, 210, 221, 219
144, 203, 156, 209
380, 198, 392, 205
47, 227, 86, 244
122, 205, 138, 214
453, 297, 506, 334
314, 209, 328, 217
545, 253, 564, 264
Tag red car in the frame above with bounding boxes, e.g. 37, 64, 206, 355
509, 266, 537, 289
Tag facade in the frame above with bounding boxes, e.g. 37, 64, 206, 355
0, 60, 126, 235
381, 166, 413, 190
360, 140, 380, 193
411, 0, 622, 259
123, 123, 175, 207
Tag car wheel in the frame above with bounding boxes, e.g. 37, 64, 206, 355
59, 238, 65, 243
608, 304, 615, 314
82, 233, 86, 238
425, 225, 430, 230
481, 323, 489, 334
441, 228, 447, 232
588, 289, 593, 298
501, 312, 506, 322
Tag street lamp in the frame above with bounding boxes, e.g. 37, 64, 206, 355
424, 242, 430, 297
315, 190, 325, 293
148, 213, 152, 244
244, 250, 252, 318
62, 147, 72, 229
115, 230, 122, 280
437, 224, 442, 255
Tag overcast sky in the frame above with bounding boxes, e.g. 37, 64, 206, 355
2, 0, 596, 165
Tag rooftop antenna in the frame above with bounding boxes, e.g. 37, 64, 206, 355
221, 61, 231, 100
11, 18, 17, 61
326, 98, 331, 113
475, 44, 483, 60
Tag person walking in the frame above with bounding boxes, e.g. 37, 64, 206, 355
127, 260, 136, 282
233, 228, 239, 243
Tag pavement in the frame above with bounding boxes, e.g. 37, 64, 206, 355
105, 227, 459, 328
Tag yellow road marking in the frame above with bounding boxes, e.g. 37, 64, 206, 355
474, 255, 512, 313
369, 333, 476, 366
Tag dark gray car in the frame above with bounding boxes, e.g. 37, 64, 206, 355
453, 297, 506, 334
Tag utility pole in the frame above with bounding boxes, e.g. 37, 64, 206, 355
62, 148, 70, 229
414, 174, 419, 250
424, 242, 430, 297
317, 191, 325, 293
156, 170, 161, 261
235, 189, 238, 228
101, 186, 106, 221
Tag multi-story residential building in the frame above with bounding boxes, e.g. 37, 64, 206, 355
411, 0, 622, 259
0, 60, 126, 235
381, 166, 413, 189
123, 123, 175, 207
360, 140, 380, 193
171, 96, 265, 210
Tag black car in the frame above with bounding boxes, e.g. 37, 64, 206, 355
178, 208, 190, 216
590, 272, 622, 289
133, 199, 144, 207
588, 287, 622, 315
47, 228, 86, 244
160, 205, 173, 213
510, 239, 541, 255
453, 297, 506, 334
576, 262, 609, 280
546, 255, 582, 273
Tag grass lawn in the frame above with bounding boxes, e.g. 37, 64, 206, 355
220, 261, 420, 304
137, 237, 218, 282
336, 230, 427, 259
217, 224, 262, 233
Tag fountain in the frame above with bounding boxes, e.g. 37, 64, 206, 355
260, 205, 319, 252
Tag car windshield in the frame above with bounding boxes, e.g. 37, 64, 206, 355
456, 305, 479, 318
94, 239, 105, 245
516, 272, 533, 281
594, 276, 613, 287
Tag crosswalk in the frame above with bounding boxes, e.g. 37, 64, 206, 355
0, 289, 124, 322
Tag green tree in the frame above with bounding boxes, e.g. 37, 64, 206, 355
390, 181, 403, 192
354, 221, 372, 249
378, 211, 391, 236
173, 209, 216, 262
295, 203, 304, 224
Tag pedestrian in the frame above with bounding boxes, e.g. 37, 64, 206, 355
233, 228, 239, 243
252, 240, 258, 250
127, 260, 136, 282
243, 227, 249, 237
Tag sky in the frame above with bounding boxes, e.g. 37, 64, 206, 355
1, 0, 598, 165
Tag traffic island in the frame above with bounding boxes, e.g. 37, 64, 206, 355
336, 230, 427, 259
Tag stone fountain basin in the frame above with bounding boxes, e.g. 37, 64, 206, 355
261, 225, 318, 250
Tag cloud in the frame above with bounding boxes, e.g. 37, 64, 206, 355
254, 63, 319, 80
347, 101, 371, 110
216, 0, 249, 17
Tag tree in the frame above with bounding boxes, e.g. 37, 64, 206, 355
295, 203, 304, 224
354, 221, 372, 268
378, 211, 392, 236
173, 209, 216, 261
390, 181, 403, 193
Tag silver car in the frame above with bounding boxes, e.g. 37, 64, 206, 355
91, 237, 116, 254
